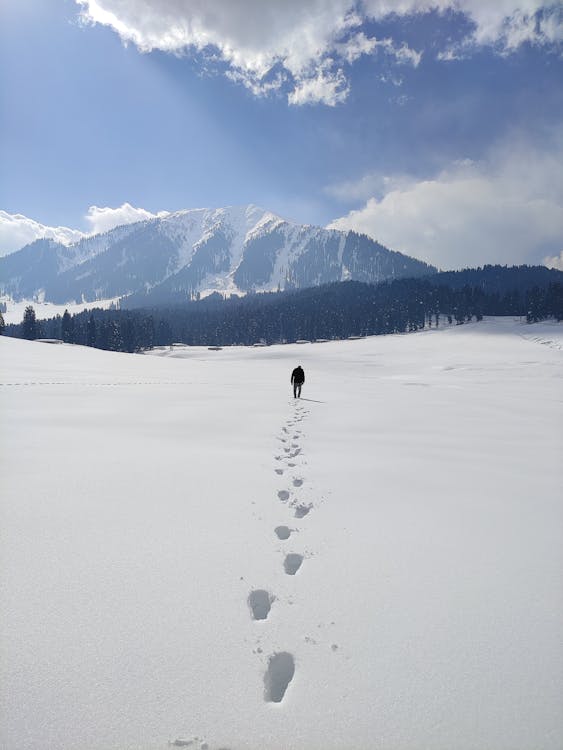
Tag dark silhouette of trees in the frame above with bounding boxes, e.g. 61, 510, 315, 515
0, 310, 5, 335
61, 309, 74, 343
22, 305, 38, 340
157, 319, 173, 346
526, 283, 563, 322
4, 266, 562, 351
86, 314, 97, 347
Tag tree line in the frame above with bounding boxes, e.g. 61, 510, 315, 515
4, 270, 562, 351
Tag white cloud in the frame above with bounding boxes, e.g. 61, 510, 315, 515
466, 1, 562, 48
224, 69, 288, 98
0, 211, 85, 257
336, 31, 379, 63
380, 38, 422, 67
543, 250, 563, 271
85, 203, 169, 234
0, 203, 169, 257
363, 0, 563, 49
77, 0, 360, 105
326, 172, 412, 202
328, 133, 563, 269
436, 47, 468, 61
379, 72, 404, 86
287, 63, 349, 107
336, 34, 422, 66
76, 1, 561, 105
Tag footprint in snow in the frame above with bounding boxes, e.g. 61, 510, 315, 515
278, 490, 290, 502
292, 478, 303, 487
248, 590, 274, 621
275, 468, 284, 475
169, 739, 216, 749
264, 652, 295, 703
274, 525, 292, 540
294, 504, 312, 518
284, 553, 303, 575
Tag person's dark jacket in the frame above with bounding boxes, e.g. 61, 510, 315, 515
291, 366, 305, 384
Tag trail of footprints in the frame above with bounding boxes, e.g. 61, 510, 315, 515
170, 404, 314, 747
248, 400, 315, 704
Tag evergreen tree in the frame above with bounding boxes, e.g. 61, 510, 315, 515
156, 319, 173, 346
7, 271, 562, 349
107, 320, 123, 351
61, 309, 74, 343
142, 315, 155, 349
86, 314, 97, 347
22, 305, 38, 340
0, 310, 5, 335
52, 314, 62, 340
97, 320, 110, 350
121, 316, 137, 352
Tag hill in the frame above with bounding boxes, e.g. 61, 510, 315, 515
0, 205, 435, 304
6, 265, 562, 350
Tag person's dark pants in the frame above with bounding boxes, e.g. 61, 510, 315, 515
293, 382, 302, 398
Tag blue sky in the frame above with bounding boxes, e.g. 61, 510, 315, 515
1, 0, 562, 269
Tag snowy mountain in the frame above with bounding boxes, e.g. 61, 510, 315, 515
0, 205, 435, 305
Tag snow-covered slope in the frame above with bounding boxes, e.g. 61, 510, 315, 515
1, 318, 562, 750
0, 205, 435, 305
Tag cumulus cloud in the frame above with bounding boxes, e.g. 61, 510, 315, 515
435, 1, 563, 59
76, 0, 561, 105
0, 211, 85, 257
0, 203, 169, 257
336, 31, 379, 63
77, 0, 361, 105
328, 133, 563, 269
84, 203, 170, 234
363, 0, 562, 49
543, 250, 563, 271
288, 63, 349, 107
325, 172, 412, 202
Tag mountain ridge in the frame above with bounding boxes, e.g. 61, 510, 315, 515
0, 204, 436, 305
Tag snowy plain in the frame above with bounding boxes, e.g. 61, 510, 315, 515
1, 317, 562, 750
0, 296, 122, 326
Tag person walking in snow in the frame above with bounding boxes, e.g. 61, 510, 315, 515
291, 365, 305, 398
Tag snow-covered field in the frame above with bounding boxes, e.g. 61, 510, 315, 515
1, 318, 562, 750
0, 296, 122, 326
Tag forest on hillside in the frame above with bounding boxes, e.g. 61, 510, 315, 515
3, 266, 562, 352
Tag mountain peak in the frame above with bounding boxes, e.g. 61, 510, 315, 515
0, 204, 435, 305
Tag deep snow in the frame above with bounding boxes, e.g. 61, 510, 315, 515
1, 318, 562, 750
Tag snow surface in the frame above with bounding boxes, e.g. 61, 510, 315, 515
1, 317, 562, 750
158, 204, 296, 299
1, 296, 122, 326
55, 223, 144, 273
